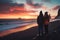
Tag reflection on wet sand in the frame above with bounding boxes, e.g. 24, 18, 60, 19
0, 23, 37, 37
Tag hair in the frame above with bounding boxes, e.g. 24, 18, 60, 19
58, 8, 60, 16
44, 11, 48, 16
55, 8, 60, 19
39, 11, 43, 16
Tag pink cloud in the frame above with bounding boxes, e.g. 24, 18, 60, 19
52, 5, 60, 10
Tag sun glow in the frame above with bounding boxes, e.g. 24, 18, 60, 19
20, 16, 37, 19
0, 4, 58, 19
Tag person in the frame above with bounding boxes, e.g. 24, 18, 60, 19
44, 12, 51, 35
37, 11, 44, 36
55, 8, 60, 19
46, 8, 60, 40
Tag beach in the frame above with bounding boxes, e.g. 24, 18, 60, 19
0, 19, 60, 40
0, 23, 39, 40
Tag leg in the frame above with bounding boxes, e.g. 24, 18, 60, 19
45, 25, 48, 35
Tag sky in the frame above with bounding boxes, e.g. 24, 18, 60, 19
0, 0, 60, 8
0, 0, 60, 19
12, 0, 60, 7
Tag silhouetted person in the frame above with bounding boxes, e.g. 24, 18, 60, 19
55, 8, 60, 19
56, 9, 60, 32
47, 8, 60, 40
44, 12, 51, 35
37, 11, 44, 37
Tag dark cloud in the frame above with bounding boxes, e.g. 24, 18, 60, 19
0, 0, 12, 12
0, 5, 9, 13
41, 0, 51, 2
0, 0, 12, 4
52, 5, 60, 10
33, 3, 43, 8
0, 3, 25, 13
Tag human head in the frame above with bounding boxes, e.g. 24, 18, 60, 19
58, 8, 60, 16
39, 11, 43, 16
45, 12, 48, 14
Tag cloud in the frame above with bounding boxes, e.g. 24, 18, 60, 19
41, 0, 51, 2
0, 0, 12, 4
0, 3, 25, 13
52, 5, 60, 10
0, 0, 13, 13
0, 5, 9, 13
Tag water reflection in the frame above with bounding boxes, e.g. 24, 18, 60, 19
0, 23, 37, 37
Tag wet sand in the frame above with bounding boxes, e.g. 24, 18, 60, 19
0, 23, 39, 40
0, 23, 38, 37
0, 22, 60, 40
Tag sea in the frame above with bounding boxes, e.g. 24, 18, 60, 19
0, 19, 36, 32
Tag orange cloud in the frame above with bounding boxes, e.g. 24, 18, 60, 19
0, 12, 37, 19
52, 5, 60, 10
9, 6, 25, 12
0, 5, 58, 19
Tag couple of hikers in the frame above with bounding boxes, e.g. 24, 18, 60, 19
37, 11, 51, 36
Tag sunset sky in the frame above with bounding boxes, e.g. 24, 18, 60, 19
0, 0, 60, 19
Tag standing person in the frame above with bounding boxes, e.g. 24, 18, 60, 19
55, 8, 60, 19
37, 11, 44, 37
44, 12, 51, 35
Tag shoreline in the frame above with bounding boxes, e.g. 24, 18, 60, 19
0, 23, 37, 37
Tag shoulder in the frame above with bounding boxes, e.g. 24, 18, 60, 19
49, 19, 60, 28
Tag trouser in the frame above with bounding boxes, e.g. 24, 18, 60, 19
44, 25, 48, 35
38, 25, 43, 36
